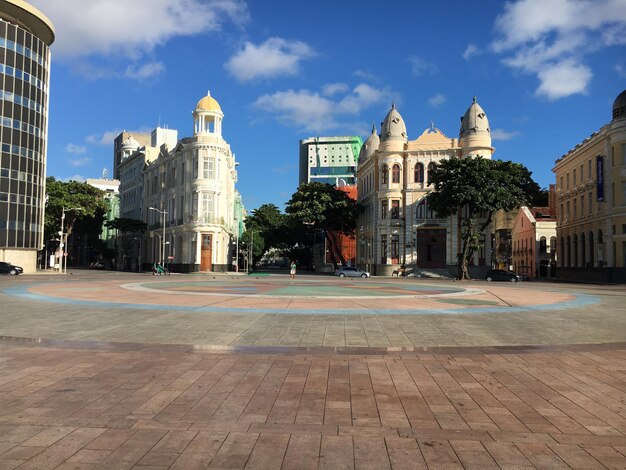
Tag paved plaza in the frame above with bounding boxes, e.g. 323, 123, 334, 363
0, 271, 625, 468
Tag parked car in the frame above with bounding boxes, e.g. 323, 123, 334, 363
0, 261, 23, 275
485, 269, 521, 282
335, 266, 370, 278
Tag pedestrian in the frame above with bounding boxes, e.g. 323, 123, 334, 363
290, 260, 296, 279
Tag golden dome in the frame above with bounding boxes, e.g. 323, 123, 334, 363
195, 93, 222, 112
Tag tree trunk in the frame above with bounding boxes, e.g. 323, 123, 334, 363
458, 219, 473, 280
324, 231, 340, 270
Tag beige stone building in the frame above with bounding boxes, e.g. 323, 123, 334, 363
356, 98, 495, 275
552, 89, 626, 282
143, 92, 240, 272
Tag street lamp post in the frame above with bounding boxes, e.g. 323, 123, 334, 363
60, 206, 82, 274
149, 207, 167, 267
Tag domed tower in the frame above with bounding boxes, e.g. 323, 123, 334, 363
359, 125, 380, 163
120, 135, 141, 159
193, 90, 224, 137
380, 103, 407, 151
459, 97, 494, 158
612, 89, 626, 122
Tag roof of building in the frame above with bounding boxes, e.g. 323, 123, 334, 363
358, 125, 380, 162
459, 96, 490, 138
381, 103, 407, 143
0, 0, 55, 45
196, 91, 222, 112
612, 89, 626, 121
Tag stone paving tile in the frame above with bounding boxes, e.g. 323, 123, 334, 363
1, 274, 626, 470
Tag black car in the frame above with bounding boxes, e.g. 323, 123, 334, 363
0, 261, 23, 275
485, 269, 521, 282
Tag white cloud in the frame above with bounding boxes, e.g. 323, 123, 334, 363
492, 0, 626, 99
322, 82, 349, 96
123, 62, 166, 81
65, 143, 86, 154
31, 0, 248, 58
462, 44, 481, 61
225, 38, 315, 81
253, 83, 394, 133
353, 69, 378, 81
85, 127, 151, 146
69, 157, 93, 167
616, 63, 626, 78
491, 128, 521, 141
536, 60, 592, 100
428, 94, 446, 107
86, 129, 124, 146
408, 55, 437, 76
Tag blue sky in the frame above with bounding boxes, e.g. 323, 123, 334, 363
32, 0, 626, 211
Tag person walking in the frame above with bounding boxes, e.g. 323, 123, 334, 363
290, 260, 297, 279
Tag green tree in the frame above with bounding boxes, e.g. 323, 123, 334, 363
105, 218, 148, 269
426, 157, 536, 280
44, 177, 108, 246
240, 203, 293, 269
285, 182, 361, 270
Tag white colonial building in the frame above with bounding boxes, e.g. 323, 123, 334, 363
116, 92, 242, 272
357, 98, 495, 276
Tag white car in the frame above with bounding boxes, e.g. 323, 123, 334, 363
335, 266, 370, 278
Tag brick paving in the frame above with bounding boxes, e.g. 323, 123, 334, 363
0, 343, 624, 469
0, 272, 625, 468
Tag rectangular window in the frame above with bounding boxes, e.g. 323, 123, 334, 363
566, 173, 570, 189
588, 160, 592, 178
573, 199, 577, 218
192, 152, 198, 179
580, 164, 583, 182
192, 193, 198, 217
573, 169, 576, 185
580, 196, 584, 216
622, 143, 626, 165
203, 157, 215, 179
202, 192, 214, 221
391, 200, 400, 219
381, 235, 387, 264
381, 200, 388, 219
588, 192, 592, 214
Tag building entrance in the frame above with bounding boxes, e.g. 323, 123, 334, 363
416, 228, 446, 268
201, 234, 212, 271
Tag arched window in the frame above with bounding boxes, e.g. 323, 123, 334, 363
550, 236, 556, 254
414, 163, 424, 183
392, 164, 400, 183
426, 162, 437, 185
560, 237, 565, 267
598, 229, 603, 245
539, 236, 547, 254
381, 165, 388, 185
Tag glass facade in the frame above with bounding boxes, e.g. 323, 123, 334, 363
0, 16, 51, 251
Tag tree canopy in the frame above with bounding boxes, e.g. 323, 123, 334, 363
44, 177, 108, 243
285, 182, 361, 269
426, 157, 536, 279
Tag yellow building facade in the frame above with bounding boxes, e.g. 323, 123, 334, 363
552, 89, 626, 282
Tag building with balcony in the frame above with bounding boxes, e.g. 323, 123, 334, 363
0, 0, 54, 272
553, 89, 626, 282
356, 98, 495, 276
299, 136, 362, 186
142, 91, 241, 272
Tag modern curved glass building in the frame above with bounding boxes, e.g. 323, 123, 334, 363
0, 0, 54, 272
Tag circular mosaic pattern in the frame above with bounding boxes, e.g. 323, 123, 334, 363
123, 280, 470, 299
